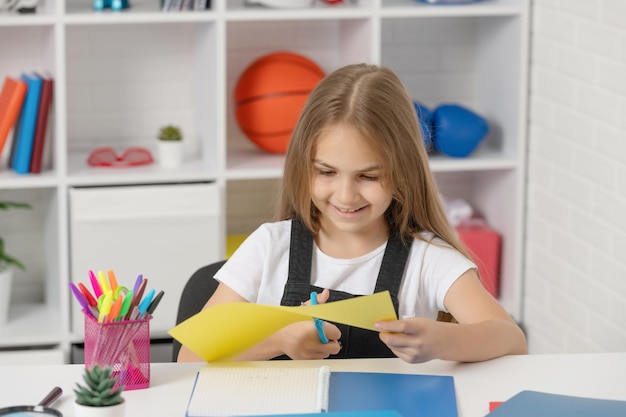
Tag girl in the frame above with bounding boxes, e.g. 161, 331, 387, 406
178, 63, 527, 363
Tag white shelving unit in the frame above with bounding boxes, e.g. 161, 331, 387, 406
0, 0, 529, 363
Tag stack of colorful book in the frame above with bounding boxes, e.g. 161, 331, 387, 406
161, 0, 210, 12
0, 73, 54, 174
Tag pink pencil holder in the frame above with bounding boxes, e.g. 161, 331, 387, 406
83, 312, 151, 390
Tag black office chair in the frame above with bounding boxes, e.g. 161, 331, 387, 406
172, 260, 226, 362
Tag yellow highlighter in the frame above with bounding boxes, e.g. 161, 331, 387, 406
97, 270, 111, 294
98, 291, 113, 323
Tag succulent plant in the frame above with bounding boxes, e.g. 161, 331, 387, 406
74, 365, 124, 407
157, 124, 183, 141
0, 201, 31, 271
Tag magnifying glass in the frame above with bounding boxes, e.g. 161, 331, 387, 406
0, 386, 63, 416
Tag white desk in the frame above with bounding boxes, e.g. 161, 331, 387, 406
0, 353, 624, 417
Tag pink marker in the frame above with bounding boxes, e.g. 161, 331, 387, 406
88, 270, 103, 298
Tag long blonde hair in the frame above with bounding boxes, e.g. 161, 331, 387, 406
277, 63, 470, 258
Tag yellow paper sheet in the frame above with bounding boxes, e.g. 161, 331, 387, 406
168, 291, 397, 362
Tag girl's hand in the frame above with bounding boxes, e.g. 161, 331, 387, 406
376, 271, 527, 364
278, 320, 341, 360
278, 289, 340, 359
375, 317, 445, 364
300, 288, 331, 306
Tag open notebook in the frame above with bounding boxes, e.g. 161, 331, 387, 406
186, 366, 458, 417
187, 367, 330, 417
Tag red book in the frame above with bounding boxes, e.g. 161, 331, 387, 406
29, 75, 53, 173
490, 401, 503, 411
0, 76, 28, 159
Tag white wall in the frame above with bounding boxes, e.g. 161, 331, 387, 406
524, 0, 626, 353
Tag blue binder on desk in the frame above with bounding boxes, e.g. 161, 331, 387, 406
486, 390, 626, 417
329, 372, 458, 417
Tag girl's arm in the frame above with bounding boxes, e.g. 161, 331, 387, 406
375, 269, 527, 363
176, 285, 342, 362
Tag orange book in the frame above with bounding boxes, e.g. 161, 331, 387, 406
0, 76, 28, 158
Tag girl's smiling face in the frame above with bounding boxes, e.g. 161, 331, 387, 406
311, 123, 393, 242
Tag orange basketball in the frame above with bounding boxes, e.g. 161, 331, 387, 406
234, 52, 325, 154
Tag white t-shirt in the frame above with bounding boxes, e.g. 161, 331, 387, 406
215, 219, 475, 320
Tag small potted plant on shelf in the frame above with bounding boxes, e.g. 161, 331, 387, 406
0, 200, 31, 327
157, 124, 183, 168
74, 365, 126, 417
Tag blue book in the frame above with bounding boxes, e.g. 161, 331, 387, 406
12, 73, 43, 174
329, 372, 458, 417
487, 390, 626, 417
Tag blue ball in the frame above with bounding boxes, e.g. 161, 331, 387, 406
413, 101, 433, 150
432, 104, 489, 158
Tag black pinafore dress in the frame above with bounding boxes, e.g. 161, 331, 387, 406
278, 218, 410, 359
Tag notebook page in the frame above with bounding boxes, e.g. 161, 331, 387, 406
187, 366, 331, 417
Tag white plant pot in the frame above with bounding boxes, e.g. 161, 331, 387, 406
0, 266, 13, 327
157, 141, 183, 169
74, 400, 126, 417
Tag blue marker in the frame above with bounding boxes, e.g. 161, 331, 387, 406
137, 288, 155, 317
310, 291, 329, 344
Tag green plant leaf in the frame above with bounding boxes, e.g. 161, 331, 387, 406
157, 124, 183, 141
74, 365, 124, 407
0, 201, 31, 270
0, 201, 31, 210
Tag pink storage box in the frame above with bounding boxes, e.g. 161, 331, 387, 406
456, 221, 501, 298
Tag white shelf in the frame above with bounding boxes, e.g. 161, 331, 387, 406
63, 10, 217, 24
380, 0, 523, 17
0, 15, 56, 25
66, 152, 218, 186
224, 8, 373, 21
429, 152, 518, 172
0, 172, 60, 188
0, 304, 63, 347
0, 0, 529, 360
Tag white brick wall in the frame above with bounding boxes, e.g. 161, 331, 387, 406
524, 0, 626, 353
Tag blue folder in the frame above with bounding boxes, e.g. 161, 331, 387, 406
486, 390, 626, 417
328, 372, 458, 417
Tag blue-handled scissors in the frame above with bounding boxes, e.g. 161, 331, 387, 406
310, 291, 329, 344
